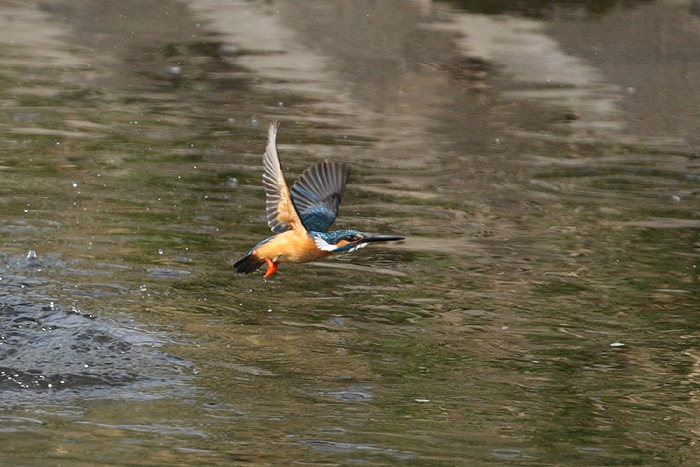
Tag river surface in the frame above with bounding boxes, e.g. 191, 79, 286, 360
1, 0, 699, 465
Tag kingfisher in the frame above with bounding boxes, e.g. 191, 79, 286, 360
234, 121, 404, 278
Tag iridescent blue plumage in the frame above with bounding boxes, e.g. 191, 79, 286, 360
312, 229, 405, 253
290, 160, 349, 232
313, 229, 366, 253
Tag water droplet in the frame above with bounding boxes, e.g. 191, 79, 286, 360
228, 177, 239, 188
219, 44, 238, 55
158, 249, 164, 255
671, 195, 681, 202
26, 250, 37, 260
267, 307, 272, 312
72, 182, 78, 188
139, 285, 148, 292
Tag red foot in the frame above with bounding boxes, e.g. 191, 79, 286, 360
263, 259, 278, 278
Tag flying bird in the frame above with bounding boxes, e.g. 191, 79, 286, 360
234, 121, 404, 278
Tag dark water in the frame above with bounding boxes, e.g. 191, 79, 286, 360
0, 0, 698, 464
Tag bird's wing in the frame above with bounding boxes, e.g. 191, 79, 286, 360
290, 160, 350, 232
262, 121, 305, 233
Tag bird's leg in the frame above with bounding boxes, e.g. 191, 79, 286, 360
263, 258, 278, 278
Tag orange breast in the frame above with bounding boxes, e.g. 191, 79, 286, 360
253, 230, 330, 264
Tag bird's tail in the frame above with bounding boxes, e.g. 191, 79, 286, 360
234, 254, 265, 274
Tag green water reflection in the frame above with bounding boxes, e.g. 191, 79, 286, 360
0, 0, 698, 465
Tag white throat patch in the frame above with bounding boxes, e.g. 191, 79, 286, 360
347, 243, 367, 253
314, 236, 337, 252
313, 236, 369, 253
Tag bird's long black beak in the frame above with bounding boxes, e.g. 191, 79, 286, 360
358, 234, 405, 244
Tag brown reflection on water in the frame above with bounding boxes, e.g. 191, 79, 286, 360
0, 0, 698, 464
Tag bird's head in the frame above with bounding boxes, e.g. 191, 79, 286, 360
313, 230, 404, 253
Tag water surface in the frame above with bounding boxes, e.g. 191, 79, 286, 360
0, 0, 698, 464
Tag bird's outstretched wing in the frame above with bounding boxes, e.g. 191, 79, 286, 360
262, 121, 304, 233
291, 160, 350, 232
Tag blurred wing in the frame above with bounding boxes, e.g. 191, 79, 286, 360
262, 121, 304, 233
291, 160, 350, 232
